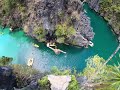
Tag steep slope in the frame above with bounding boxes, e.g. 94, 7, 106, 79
88, 0, 120, 35
0, 0, 94, 47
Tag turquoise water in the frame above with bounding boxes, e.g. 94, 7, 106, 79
0, 4, 119, 72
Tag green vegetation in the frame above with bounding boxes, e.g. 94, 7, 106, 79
38, 76, 50, 90
0, 55, 120, 90
51, 66, 71, 75
32, 21, 76, 44
0, 56, 13, 66
33, 26, 46, 42
81, 55, 120, 90
99, 0, 120, 34
105, 65, 120, 90
0, 0, 26, 28
55, 22, 76, 43
68, 75, 80, 90
1, 0, 25, 15
83, 55, 105, 80
12, 64, 39, 88
38, 76, 49, 87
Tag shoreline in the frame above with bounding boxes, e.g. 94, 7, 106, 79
86, 3, 119, 41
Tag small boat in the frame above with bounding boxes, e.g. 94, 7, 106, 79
47, 43, 50, 47
27, 58, 34, 66
10, 28, 13, 31
47, 42, 56, 47
33, 43, 39, 48
89, 41, 94, 47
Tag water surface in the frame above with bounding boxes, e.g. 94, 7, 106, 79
0, 4, 119, 72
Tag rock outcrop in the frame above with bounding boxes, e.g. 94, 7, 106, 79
24, 0, 94, 47
87, 0, 120, 36
16, 74, 43, 90
87, 0, 100, 12
0, 0, 95, 47
0, 66, 16, 90
0, 66, 43, 90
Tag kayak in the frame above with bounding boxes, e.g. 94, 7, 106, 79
33, 43, 39, 48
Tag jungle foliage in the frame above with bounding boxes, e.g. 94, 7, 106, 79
99, 0, 120, 34
55, 22, 76, 43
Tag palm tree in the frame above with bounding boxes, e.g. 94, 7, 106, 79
107, 64, 120, 90
89, 43, 120, 81
82, 44, 120, 89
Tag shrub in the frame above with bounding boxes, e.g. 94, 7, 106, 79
38, 76, 49, 87
55, 22, 76, 43
33, 26, 46, 42
51, 66, 71, 75
1, 0, 25, 15
12, 64, 39, 88
83, 55, 106, 80
0, 56, 13, 66
38, 76, 51, 90
68, 75, 80, 90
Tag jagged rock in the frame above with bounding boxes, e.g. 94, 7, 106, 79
87, 0, 100, 11
23, 0, 94, 47
15, 73, 43, 90
0, 66, 16, 90
0, 0, 95, 47
76, 76, 87, 86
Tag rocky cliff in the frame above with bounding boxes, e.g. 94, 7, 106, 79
87, 0, 120, 35
87, 0, 100, 11
0, 66, 16, 90
0, 66, 44, 90
0, 0, 94, 47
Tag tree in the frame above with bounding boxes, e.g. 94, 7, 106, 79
106, 65, 120, 90
33, 26, 46, 42
55, 22, 76, 43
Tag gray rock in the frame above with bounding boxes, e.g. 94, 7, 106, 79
0, 66, 16, 90
88, 0, 100, 11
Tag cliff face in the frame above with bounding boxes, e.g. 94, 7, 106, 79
0, 67, 16, 90
88, 0, 120, 35
0, 66, 44, 90
87, 0, 100, 11
0, 0, 94, 47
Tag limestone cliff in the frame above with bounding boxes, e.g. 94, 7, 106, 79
87, 0, 100, 12
0, 0, 94, 47
87, 0, 120, 35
